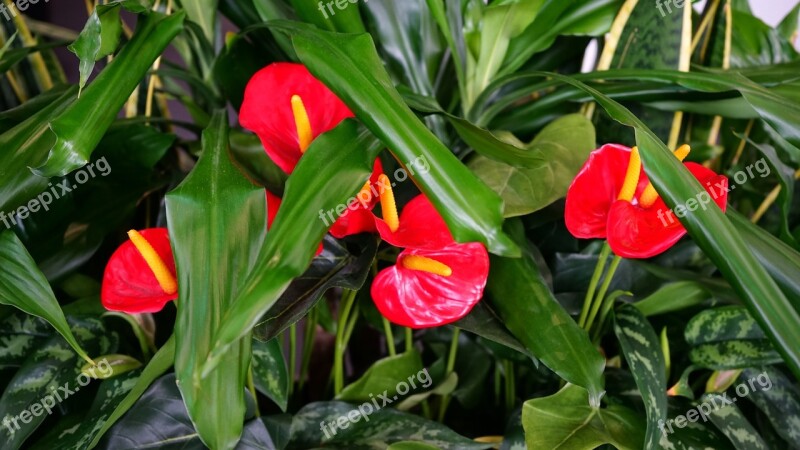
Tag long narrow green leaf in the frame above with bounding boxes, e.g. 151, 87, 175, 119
0, 231, 93, 365
269, 21, 518, 257
202, 119, 380, 377
487, 220, 605, 406
166, 110, 263, 450
533, 71, 800, 380
36, 11, 185, 177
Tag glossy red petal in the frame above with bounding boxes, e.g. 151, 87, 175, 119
239, 62, 354, 174
565, 144, 633, 239
375, 195, 453, 249
101, 228, 177, 314
329, 159, 384, 238
607, 164, 728, 259
370, 243, 489, 328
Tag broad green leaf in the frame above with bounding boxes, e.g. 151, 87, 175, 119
87, 335, 175, 449
613, 304, 667, 450
252, 338, 289, 412
634, 281, 712, 316
36, 11, 185, 177
98, 373, 277, 449
167, 110, 264, 450
0, 231, 93, 364
396, 372, 458, 411
689, 341, 781, 370
387, 442, 441, 450
270, 21, 518, 256
32, 371, 140, 450
534, 71, 800, 380
0, 317, 116, 449
338, 351, 426, 403
469, 114, 596, 216
741, 366, 800, 446
212, 29, 276, 110
487, 220, 605, 405
203, 120, 381, 381
0, 313, 52, 368
521, 384, 645, 450
685, 306, 766, 345
702, 393, 768, 450
229, 130, 288, 196
253, 235, 378, 342
288, 401, 490, 449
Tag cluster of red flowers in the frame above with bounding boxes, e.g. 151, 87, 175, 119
100, 63, 489, 328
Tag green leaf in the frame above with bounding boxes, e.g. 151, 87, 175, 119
179, 0, 219, 42
468, 114, 596, 216
534, 71, 800, 380
0, 317, 116, 449
166, 110, 264, 450
521, 384, 645, 450
701, 393, 769, 450
741, 366, 800, 446
271, 21, 518, 256
454, 301, 532, 359
69, 1, 145, 92
251, 338, 289, 412
253, 235, 378, 342
289, 0, 366, 33
689, 341, 781, 370
0, 231, 94, 365
634, 281, 712, 316
0, 313, 52, 368
685, 306, 766, 345
36, 11, 185, 177
727, 210, 800, 308
33, 371, 140, 450
288, 401, 490, 449
87, 335, 175, 449
202, 120, 380, 374
613, 304, 667, 450
99, 373, 277, 449
338, 351, 426, 403
487, 219, 605, 406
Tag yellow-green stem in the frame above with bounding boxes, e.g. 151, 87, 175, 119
578, 243, 612, 328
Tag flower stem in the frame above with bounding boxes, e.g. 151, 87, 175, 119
298, 306, 318, 393
578, 243, 611, 328
382, 318, 396, 357
247, 363, 260, 418
334, 290, 357, 395
437, 328, 460, 422
405, 327, 413, 353
288, 323, 297, 397
585, 255, 622, 334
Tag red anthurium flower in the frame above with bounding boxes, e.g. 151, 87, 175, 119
101, 228, 178, 314
565, 144, 728, 258
371, 243, 490, 328
239, 62, 354, 174
369, 179, 490, 328
329, 159, 384, 239
372, 179, 453, 250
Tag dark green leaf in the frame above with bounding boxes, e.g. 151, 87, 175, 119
613, 304, 667, 450
701, 393, 768, 450
251, 338, 289, 412
689, 341, 781, 370
685, 306, 766, 345
741, 366, 800, 446
338, 351, 426, 403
